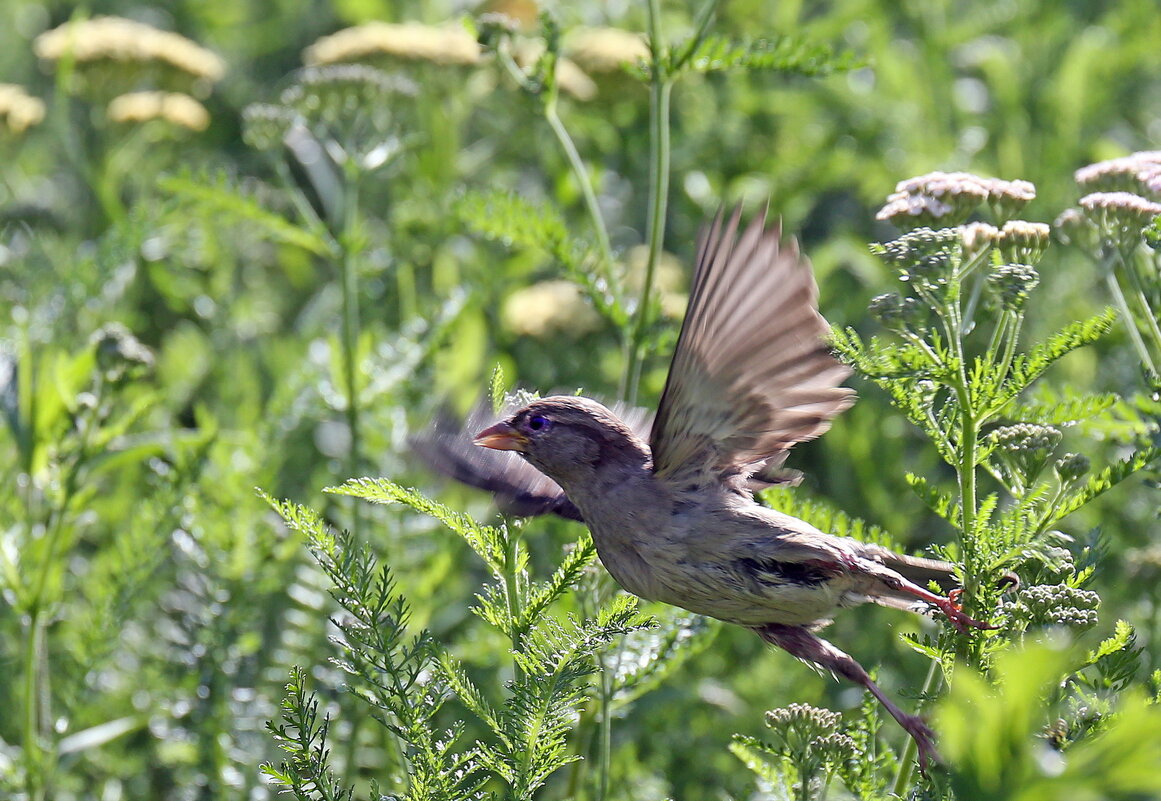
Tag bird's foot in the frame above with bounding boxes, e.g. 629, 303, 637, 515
898, 712, 941, 773
939, 589, 997, 633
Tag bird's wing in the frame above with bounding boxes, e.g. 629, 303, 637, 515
411, 397, 652, 521
649, 206, 855, 487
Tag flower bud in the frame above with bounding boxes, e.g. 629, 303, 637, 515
986, 262, 1039, 312
1054, 452, 1091, 482
997, 220, 1050, 264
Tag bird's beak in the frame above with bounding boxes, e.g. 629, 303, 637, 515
473, 421, 529, 452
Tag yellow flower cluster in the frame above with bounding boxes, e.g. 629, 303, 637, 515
304, 22, 481, 67
107, 91, 210, 131
35, 16, 225, 83
503, 280, 601, 338
565, 27, 649, 74
0, 83, 46, 133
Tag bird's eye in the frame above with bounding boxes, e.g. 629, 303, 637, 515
527, 414, 551, 432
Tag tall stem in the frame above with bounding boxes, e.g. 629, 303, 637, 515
543, 103, 617, 298
621, 0, 673, 404
1105, 267, 1157, 376
339, 169, 363, 537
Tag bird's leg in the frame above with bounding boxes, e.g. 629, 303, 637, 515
856, 558, 995, 633
755, 623, 940, 771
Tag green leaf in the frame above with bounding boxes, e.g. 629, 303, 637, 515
159, 171, 332, 256
328, 478, 507, 571
1051, 446, 1161, 523
684, 34, 862, 75
905, 473, 960, 524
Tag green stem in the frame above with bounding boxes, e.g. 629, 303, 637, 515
1115, 248, 1161, 369
339, 169, 363, 537
23, 612, 45, 801
596, 654, 613, 801
890, 659, 943, 796
621, 0, 673, 404
1105, 267, 1157, 376
503, 526, 525, 681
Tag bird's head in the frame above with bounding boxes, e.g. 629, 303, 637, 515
474, 395, 650, 487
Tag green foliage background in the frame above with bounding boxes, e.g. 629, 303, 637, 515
2, 0, 1160, 799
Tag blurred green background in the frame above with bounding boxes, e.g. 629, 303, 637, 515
2, 0, 1159, 798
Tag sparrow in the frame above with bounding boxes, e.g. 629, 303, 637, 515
417, 206, 1003, 767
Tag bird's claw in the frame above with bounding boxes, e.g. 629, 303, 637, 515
937, 593, 997, 633
899, 713, 941, 773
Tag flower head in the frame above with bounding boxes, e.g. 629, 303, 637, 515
503, 280, 601, 338
241, 103, 298, 152
91, 322, 154, 381
1001, 583, 1099, 629
987, 263, 1039, 312
997, 220, 1050, 264
1075, 151, 1161, 197
304, 22, 481, 67
1078, 191, 1161, 249
565, 27, 649, 74
1054, 452, 1091, 483
959, 221, 999, 259
35, 16, 224, 95
107, 91, 210, 131
0, 84, 46, 134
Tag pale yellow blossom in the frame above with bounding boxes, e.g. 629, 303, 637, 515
304, 22, 481, 67
565, 27, 649, 73
35, 16, 225, 83
107, 91, 210, 131
0, 84, 46, 133
503, 280, 601, 338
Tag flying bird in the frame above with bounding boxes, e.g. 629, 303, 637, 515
418, 207, 1002, 767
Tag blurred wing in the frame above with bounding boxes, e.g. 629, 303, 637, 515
650, 206, 855, 487
411, 397, 652, 521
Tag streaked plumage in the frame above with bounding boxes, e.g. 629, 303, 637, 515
419, 207, 1007, 768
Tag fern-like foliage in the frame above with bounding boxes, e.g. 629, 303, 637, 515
681, 34, 862, 75
264, 495, 486, 801
159, 170, 332, 256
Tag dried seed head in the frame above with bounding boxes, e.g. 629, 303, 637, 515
997, 220, 1050, 264
304, 21, 482, 67
107, 90, 210, 131
0, 84, 46, 134
986, 262, 1039, 312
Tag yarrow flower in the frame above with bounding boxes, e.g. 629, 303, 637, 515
1054, 452, 1091, 483
565, 27, 650, 74
1078, 191, 1161, 249
1001, 583, 1099, 629
1075, 151, 1161, 198
107, 91, 210, 131
0, 84, 46, 134
959, 221, 999, 259
877, 172, 1036, 228
502, 280, 601, 338
988, 423, 1061, 491
241, 103, 298, 152
987, 262, 1039, 312
304, 21, 482, 67
997, 220, 1050, 264
35, 16, 225, 92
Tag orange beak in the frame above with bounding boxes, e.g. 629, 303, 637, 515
473, 421, 529, 452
